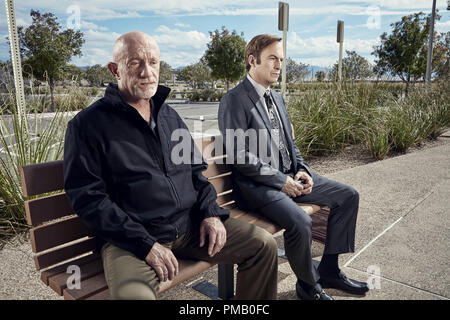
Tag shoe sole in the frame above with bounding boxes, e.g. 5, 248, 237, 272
319, 282, 369, 295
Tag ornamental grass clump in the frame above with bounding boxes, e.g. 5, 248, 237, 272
0, 76, 72, 246
288, 81, 449, 160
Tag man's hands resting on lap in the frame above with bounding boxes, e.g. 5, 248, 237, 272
145, 216, 227, 282
281, 170, 314, 198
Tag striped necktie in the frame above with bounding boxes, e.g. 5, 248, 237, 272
264, 92, 292, 173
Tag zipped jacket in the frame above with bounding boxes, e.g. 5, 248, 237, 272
63, 83, 229, 260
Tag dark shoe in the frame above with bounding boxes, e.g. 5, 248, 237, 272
319, 271, 369, 295
296, 280, 334, 300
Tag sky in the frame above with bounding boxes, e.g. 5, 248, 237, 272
0, 0, 449, 69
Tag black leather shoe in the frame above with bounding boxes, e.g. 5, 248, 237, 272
296, 280, 334, 300
319, 271, 369, 295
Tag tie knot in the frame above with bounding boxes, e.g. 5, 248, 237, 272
264, 91, 270, 99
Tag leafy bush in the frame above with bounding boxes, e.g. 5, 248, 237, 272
186, 89, 225, 102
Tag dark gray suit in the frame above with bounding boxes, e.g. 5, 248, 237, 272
218, 76, 359, 285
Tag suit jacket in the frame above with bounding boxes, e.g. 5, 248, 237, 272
218, 76, 312, 210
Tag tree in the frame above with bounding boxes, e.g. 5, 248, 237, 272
85, 64, 115, 87
433, 31, 450, 81
285, 58, 310, 83
204, 27, 246, 91
372, 12, 441, 92
63, 64, 86, 85
315, 70, 326, 82
177, 60, 212, 88
159, 61, 173, 83
17, 10, 84, 109
330, 50, 373, 81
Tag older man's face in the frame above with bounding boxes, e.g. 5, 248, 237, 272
117, 37, 160, 100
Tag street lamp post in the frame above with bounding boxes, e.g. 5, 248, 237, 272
5, 0, 27, 128
337, 20, 344, 82
425, 0, 437, 89
278, 2, 289, 99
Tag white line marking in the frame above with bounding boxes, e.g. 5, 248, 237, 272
344, 216, 403, 268
344, 190, 435, 268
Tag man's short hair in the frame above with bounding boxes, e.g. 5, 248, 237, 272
245, 34, 282, 72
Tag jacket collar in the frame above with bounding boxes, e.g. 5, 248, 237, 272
104, 83, 171, 112
242, 76, 272, 131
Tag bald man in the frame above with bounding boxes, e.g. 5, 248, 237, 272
63, 31, 278, 300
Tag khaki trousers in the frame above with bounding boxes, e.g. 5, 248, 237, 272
101, 217, 278, 300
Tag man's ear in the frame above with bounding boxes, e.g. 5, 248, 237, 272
248, 55, 257, 69
107, 62, 120, 80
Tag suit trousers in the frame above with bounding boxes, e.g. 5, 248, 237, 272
101, 217, 278, 300
256, 172, 359, 286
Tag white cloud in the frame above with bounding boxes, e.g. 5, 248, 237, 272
288, 32, 381, 58
81, 21, 108, 31
174, 23, 191, 28
11, 0, 447, 22
154, 25, 208, 49
152, 25, 210, 67
70, 29, 121, 66
436, 20, 450, 33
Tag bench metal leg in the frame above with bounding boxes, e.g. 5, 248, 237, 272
218, 263, 234, 300
191, 263, 234, 300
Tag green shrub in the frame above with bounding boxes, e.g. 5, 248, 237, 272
186, 89, 224, 102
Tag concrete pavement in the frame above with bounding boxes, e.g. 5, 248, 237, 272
0, 133, 448, 300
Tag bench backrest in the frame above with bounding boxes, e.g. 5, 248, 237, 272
19, 135, 233, 272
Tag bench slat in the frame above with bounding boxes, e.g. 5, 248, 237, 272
19, 160, 64, 197
64, 272, 108, 300
207, 173, 232, 194
40, 253, 100, 285
158, 260, 216, 294
49, 257, 104, 295
71, 259, 217, 300
84, 288, 110, 300
215, 191, 233, 206
25, 192, 74, 227
34, 237, 97, 270
30, 216, 93, 253
203, 160, 229, 179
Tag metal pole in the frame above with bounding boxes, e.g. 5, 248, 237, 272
337, 20, 344, 82
425, 0, 437, 89
5, 0, 27, 127
338, 41, 343, 81
282, 27, 287, 98
281, 4, 288, 99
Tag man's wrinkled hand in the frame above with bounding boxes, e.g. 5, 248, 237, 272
200, 217, 227, 257
294, 171, 313, 195
282, 175, 304, 198
145, 242, 179, 282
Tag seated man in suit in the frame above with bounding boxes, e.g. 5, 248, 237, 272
64, 31, 278, 300
218, 34, 369, 300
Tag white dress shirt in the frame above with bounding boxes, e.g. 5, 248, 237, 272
246, 74, 286, 133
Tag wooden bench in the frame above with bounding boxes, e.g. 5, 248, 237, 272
19, 135, 329, 300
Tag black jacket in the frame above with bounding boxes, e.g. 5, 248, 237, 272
64, 83, 229, 260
